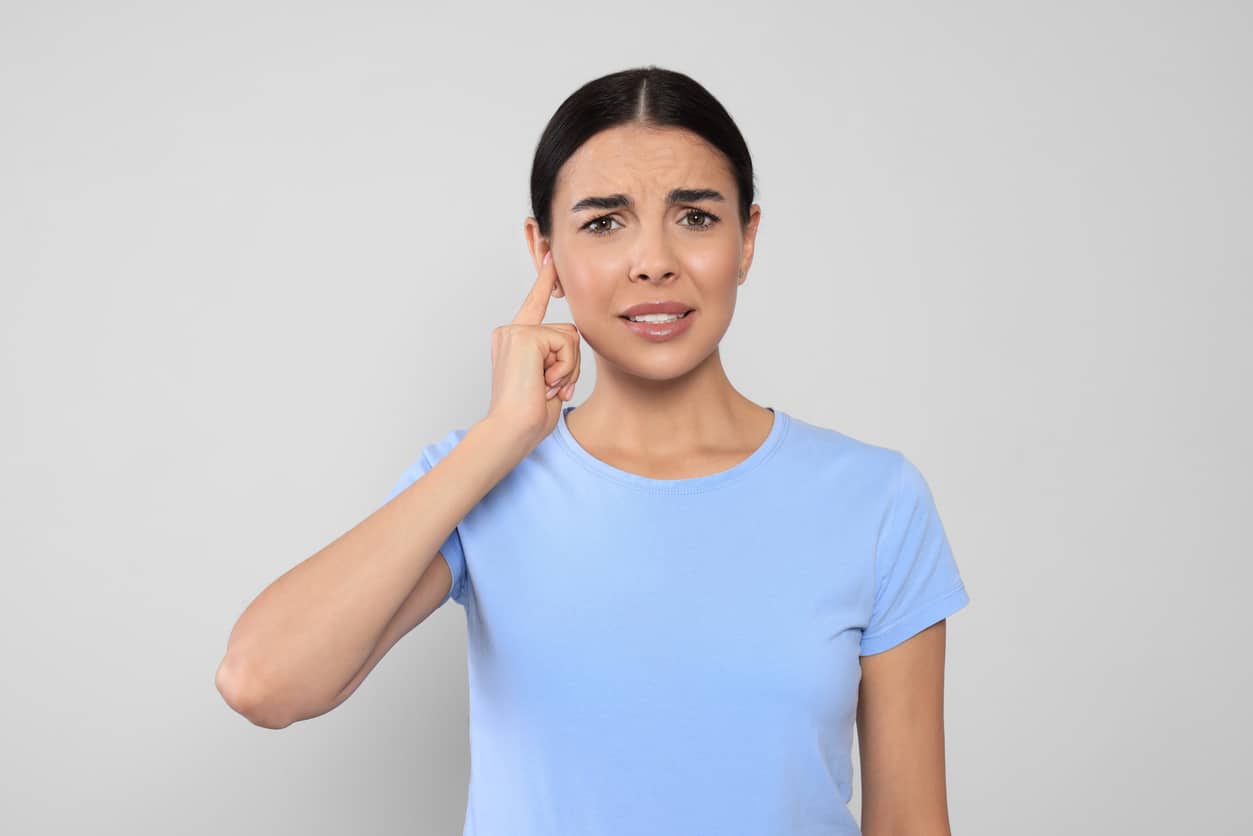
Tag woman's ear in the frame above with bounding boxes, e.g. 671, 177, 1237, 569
544, 246, 566, 299
524, 217, 565, 298
550, 258, 565, 299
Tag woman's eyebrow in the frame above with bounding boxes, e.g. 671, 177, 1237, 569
569, 187, 726, 213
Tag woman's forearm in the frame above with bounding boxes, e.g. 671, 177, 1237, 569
215, 417, 525, 727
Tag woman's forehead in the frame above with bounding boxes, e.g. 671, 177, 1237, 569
556, 127, 732, 203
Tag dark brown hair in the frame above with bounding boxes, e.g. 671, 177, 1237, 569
529, 65, 757, 239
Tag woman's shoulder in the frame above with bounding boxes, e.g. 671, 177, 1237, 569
780, 410, 906, 482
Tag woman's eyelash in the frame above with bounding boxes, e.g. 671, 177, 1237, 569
581, 209, 722, 236
680, 209, 721, 230
581, 215, 619, 235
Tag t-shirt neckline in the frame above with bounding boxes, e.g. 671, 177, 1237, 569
553, 404, 790, 494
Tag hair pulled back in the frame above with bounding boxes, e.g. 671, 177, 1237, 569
529, 66, 757, 240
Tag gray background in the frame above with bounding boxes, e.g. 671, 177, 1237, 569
3, 1, 1249, 834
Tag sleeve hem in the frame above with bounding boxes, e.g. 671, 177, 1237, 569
859, 582, 970, 656
439, 539, 467, 607
438, 551, 456, 606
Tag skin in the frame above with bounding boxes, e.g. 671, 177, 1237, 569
858, 620, 955, 835
524, 122, 956, 834
523, 122, 772, 477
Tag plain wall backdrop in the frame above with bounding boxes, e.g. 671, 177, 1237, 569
2, 1, 1250, 834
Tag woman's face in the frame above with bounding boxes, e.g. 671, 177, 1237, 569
528, 123, 761, 382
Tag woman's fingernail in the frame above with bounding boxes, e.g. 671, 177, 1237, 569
543, 251, 551, 264
545, 384, 559, 398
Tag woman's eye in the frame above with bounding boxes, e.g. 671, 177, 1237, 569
582, 209, 721, 236
583, 215, 621, 235
681, 209, 720, 230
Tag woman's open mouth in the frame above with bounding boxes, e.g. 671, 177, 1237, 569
618, 309, 695, 341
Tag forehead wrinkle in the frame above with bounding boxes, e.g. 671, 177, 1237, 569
555, 126, 732, 214
561, 157, 728, 213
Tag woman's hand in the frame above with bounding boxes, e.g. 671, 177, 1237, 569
485, 250, 581, 450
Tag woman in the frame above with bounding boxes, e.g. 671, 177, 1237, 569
217, 66, 971, 836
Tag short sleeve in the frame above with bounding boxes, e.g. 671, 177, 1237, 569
860, 453, 970, 656
382, 428, 470, 608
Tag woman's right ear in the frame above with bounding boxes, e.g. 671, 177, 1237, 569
524, 217, 564, 298
543, 246, 565, 298
549, 266, 565, 299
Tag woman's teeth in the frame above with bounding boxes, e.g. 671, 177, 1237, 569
627, 311, 689, 323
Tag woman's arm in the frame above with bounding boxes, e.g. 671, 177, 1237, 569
215, 417, 525, 729
857, 619, 954, 836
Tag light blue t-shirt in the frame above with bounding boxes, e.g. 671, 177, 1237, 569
384, 405, 970, 836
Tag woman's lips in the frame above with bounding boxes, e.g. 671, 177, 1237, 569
618, 309, 696, 342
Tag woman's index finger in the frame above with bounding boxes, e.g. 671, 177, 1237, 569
512, 250, 557, 326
